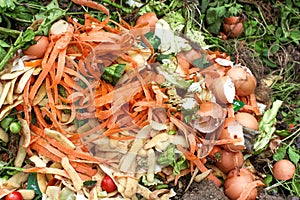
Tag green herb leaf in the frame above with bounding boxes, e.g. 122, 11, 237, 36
173, 154, 189, 175
273, 146, 287, 161
264, 174, 273, 187
27, 173, 42, 196
288, 146, 300, 165
83, 180, 97, 188
157, 144, 189, 175
233, 100, 245, 112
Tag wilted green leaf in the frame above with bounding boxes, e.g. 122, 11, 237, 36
273, 147, 287, 161
264, 174, 273, 187
254, 100, 283, 152
288, 146, 300, 165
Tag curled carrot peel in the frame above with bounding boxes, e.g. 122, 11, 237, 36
177, 145, 222, 187
23, 59, 42, 67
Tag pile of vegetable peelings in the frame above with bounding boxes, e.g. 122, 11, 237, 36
0, 1, 296, 200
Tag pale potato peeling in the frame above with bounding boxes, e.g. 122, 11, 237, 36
29, 155, 47, 168
0, 100, 23, 121
17, 189, 35, 200
14, 135, 27, 167
37, 173, 47, 194
0, 66, 32, 80
143, 132, 170, 150
6, 77, 17, 105
18, 118, 31, 147
3, 171, 29, 189
45, 186, 60, 200
15, 67, 35, 94
0, 81, 11, 108
124, 177, 138, 198
0, 82, 3, 95
146, 149, 156, 183
61, 157, 83, 191
44, 128, 75, 149
0, 127, 9, 143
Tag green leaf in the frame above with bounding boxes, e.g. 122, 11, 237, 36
173, 155, 189, 175
26, 173, 42, 196
101, 64, 126, 85
264, 174, 273, 187
289, 29, 300, 44
233, 100, 245, 112
273, 147, 287, 161
200, 0, 209, 13
83, 180, 97, 188
192, 57, 210, 69
228, 4, 243, 16
254, 100, 283, 152
157, 145, 189, 175
157, 144, 176, 166
0, 46, 7, 61
207, 21, 222, 35
0, 40, 10, 48
288, 146, 300, 165
144, 32, 161, 52
206, 6, 226, 24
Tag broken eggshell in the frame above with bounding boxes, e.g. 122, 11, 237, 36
225, 168, 257, 200
192, 101, 226, 133
235, 112, 259, 130
219, 118, 245, 152
215, 149, 244, 174
209, 76, 235, 104
226, 66, 257, 97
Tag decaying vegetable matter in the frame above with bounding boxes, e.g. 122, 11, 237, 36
0, 0, 295, 200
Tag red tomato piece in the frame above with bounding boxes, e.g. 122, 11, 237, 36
5, 191, 23, 200
101, 175, 117, 193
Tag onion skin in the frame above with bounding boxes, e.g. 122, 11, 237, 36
225, 168, 257, 200
215, 149, 244, 174
135, 12, 158, 31
226, 66, 257, 97
235, 112, 259, 130
273, 159, 296, 181
23, 36, 49, 59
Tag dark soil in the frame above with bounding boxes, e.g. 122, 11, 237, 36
172, 179, 229, 200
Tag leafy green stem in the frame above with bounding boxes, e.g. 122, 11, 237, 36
257, 6, 274, 35
0, 42, 23, 72
0, 27, 21, 37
